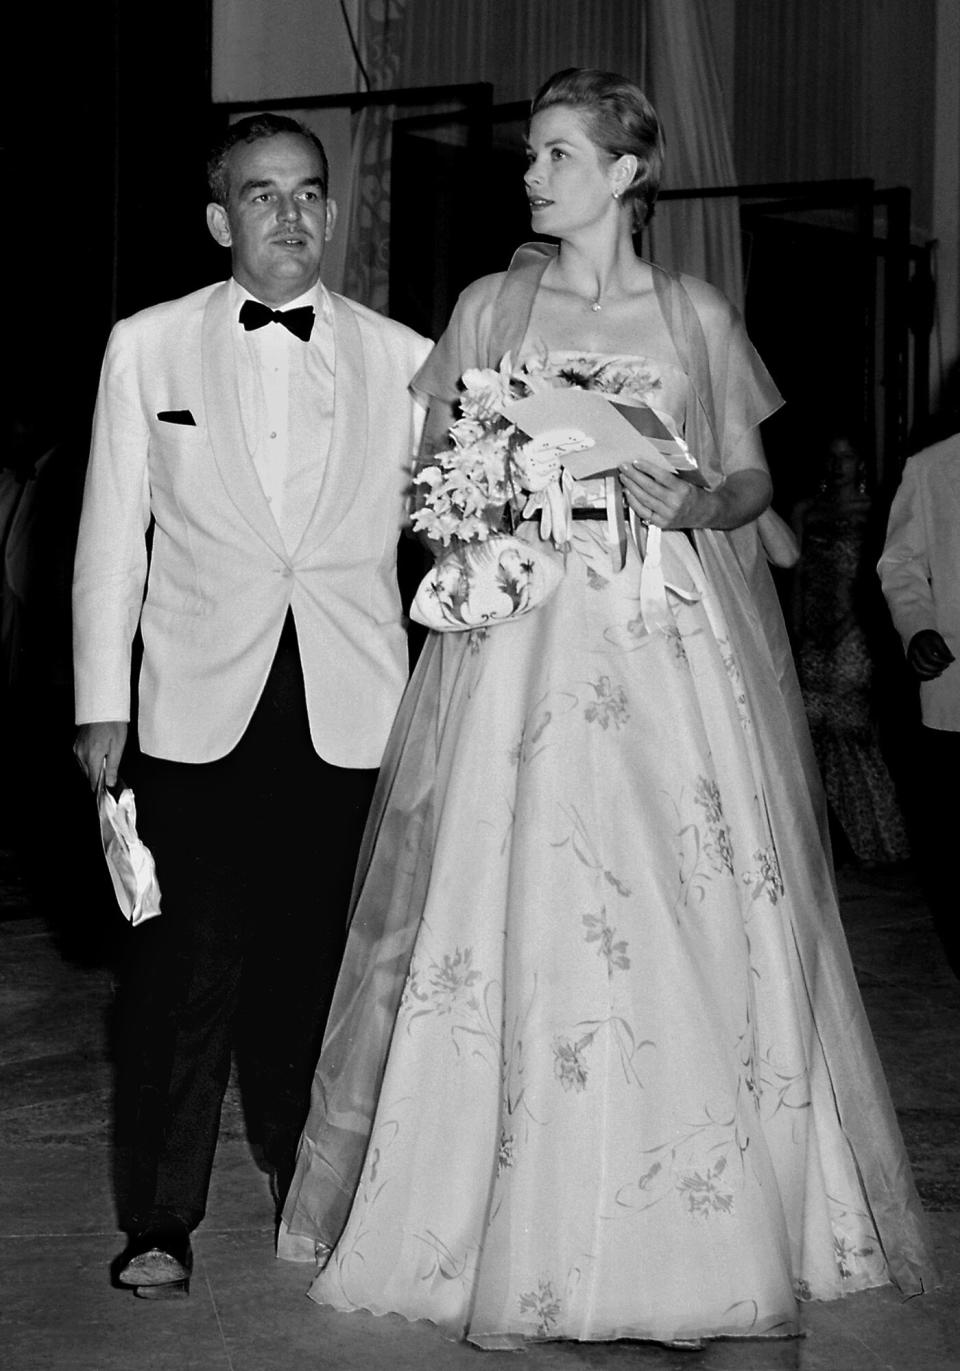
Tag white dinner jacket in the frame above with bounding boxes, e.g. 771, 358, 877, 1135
878, 433, 960, 732
73, 280, 431, 767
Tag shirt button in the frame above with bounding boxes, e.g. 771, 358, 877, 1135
269, 431, 277, 439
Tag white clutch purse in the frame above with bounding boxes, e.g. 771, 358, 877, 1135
410, 533, 563, 632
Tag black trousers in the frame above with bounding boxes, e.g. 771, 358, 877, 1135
913, 724, 960, 979
114, 616, 377, 1231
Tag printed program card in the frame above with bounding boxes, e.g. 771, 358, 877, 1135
500, 390, 705, 484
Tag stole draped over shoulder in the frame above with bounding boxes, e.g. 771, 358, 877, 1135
279, 243, 936, 1347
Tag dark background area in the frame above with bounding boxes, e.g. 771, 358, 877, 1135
9, 3, 220, 435
5, 2, 219, 945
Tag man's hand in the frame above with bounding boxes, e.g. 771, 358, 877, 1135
73, 721, 128, 790
906, 630, 955, 682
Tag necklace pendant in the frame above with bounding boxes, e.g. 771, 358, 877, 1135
590, 299, 602, 312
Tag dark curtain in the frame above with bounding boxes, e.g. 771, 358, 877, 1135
734, 0, 935, 231
3, 2, 215, 940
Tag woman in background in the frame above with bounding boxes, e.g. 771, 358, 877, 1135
791, 433, 911, 866
280, 68, 936, 1350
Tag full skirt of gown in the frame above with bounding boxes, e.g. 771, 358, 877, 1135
280, 513, 935, 1348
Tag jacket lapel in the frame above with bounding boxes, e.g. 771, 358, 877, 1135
201, 283, 286, 556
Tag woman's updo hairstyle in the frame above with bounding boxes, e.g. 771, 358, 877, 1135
530, 68, 665, 230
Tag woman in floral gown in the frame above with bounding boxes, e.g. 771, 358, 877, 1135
278, 68, 936, 1349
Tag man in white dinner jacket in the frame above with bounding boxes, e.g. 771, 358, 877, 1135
878, 419, 959, 979
72, 113, 431, 1297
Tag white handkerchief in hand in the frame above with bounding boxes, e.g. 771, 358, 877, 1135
96, 765, 162, 925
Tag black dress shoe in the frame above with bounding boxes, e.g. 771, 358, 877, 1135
116, 1219, 193, 1298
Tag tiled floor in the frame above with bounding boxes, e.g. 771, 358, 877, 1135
1, 848, 958, 1371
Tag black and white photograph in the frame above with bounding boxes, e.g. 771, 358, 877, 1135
2, 3, 958, 1368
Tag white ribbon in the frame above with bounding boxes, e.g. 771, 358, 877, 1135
637, 521, 705, 635
603, 473, 628, 568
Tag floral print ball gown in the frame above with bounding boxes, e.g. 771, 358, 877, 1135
279, 314, 935, 1347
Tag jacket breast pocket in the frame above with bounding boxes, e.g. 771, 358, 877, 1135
148, 421, 208, 482
150, 418, 205, 447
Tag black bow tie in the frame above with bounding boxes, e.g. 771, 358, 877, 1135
239, 299, 315, 342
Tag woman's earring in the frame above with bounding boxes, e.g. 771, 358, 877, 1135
612, 187, 622, 201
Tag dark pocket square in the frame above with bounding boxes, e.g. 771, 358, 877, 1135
157, 410, 197, 426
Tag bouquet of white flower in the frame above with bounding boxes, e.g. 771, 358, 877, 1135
408, 350, 700, 632
410, 354, 577, 552
408, 355, 574, 632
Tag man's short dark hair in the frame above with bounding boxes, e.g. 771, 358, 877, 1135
206, 113, 330, 205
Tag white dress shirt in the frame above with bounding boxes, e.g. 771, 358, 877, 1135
231, 277, 335, 551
